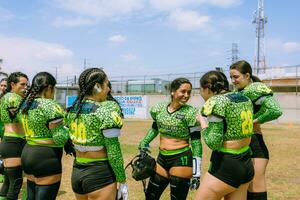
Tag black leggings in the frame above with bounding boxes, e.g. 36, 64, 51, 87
146, 173, 190, 200
27, 180, 61, 200
0, 166, 23, 200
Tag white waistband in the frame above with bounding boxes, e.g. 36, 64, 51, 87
74, 144, 104, 152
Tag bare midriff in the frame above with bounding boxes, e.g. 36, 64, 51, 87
223, 137, 251, 150
76, 148, 108, 159
5, 123, 24, 135
159, 136, 189, 151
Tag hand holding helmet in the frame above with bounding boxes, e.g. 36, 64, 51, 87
190, 156, 201, 190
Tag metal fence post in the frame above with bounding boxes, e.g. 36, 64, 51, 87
296, 66, 298, 95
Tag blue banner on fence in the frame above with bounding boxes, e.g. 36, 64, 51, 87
115, 95, 148, 119
66, 95, 77, 108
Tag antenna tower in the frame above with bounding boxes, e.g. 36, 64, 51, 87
231, 43, 239, 64
253, 0, 267, 74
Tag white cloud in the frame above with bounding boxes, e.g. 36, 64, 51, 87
150, 0, 205, 11
149, 0, 240, 10
0, 36, 77, 80
282, 42, 300, 53
53, 17, 96, 27
55, 0, 144, 17
208, 0, 241, 8
121, 53, 137, 61
0, 7, 14, 21
168, 9, 210, 31
219, 17, 248, 30
109, 35, 127, 43
267, 39, 300, 54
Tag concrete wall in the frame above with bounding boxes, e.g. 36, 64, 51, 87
144, 93, 299, 124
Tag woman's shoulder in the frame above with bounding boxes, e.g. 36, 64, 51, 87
243, 82, 273, 100
151, 101, 168, 111
202, 94, 228, 117
3, 92, 22, 99
37, 98, 64, 115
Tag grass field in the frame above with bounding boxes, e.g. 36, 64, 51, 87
34, 120, 300, 199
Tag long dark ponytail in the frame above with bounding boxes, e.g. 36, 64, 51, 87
230, 60, 261, 82
17, 72, 56, 115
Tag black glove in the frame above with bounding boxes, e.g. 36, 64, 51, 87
190, 177, 200, 190
64, 139, 76, 157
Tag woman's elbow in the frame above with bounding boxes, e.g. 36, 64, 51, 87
275, 109, 283, 119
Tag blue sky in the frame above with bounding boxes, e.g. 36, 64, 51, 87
0, 0, 299, 82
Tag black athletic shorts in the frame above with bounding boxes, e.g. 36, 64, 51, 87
0, 136, 26, 158
157, 149, 193, 171
21, 143, 63, 177
250, 133, 269, 159
72, 160, 116, 194
208, 150, 254, 188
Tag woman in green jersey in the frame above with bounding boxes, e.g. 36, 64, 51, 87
65, 68, 128, 200
230, 60, 282, 200
196, 71, 254, 200
17, 72, 69, 200
0, 72, 28, 200
0, 78, 7, 95
0, 78, 7, 139
139, 77, 202, 200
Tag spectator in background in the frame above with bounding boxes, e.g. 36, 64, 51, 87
0, 78, 7, 95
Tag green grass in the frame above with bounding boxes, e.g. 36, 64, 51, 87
54, 121, 300, 199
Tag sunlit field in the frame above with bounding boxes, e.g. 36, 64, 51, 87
16, 120, 300, 200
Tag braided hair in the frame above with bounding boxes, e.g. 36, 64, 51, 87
200, 71, 229, 94
18, 72, 56, 115
107, 81, 124, 118
67, 68, 107, 118
0, 72, 28, 99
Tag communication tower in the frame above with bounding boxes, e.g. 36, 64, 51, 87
253, 0, 267, 74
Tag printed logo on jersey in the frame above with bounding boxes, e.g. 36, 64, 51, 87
21, 116, 34, 137
240, 110, 253, 135
111, 111, 123, 127
53, 104, 64, 115
70, 121, 87, 144
202, 99, 215, 116
175, 114, 185, 120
